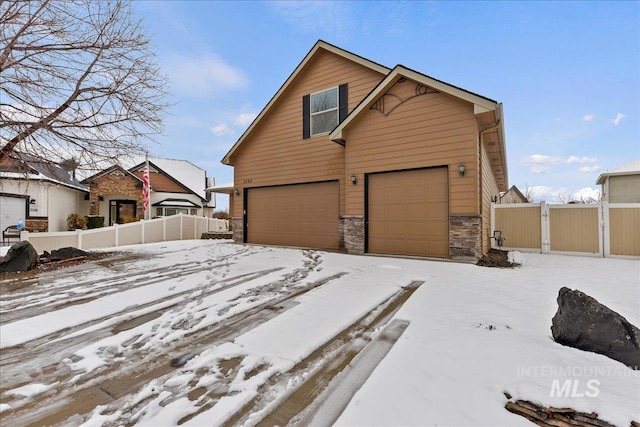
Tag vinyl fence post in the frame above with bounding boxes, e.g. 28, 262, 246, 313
76, 229, 83, 250
162, 216, 167, 241
180, 214, 183, 240
540, 201, 549, 254
114, 223, 119, 247
141, 220, 145, 244
601, 201, 610, 257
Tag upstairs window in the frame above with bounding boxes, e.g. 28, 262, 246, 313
311, 87, 338, 135
303, 84, 348, 139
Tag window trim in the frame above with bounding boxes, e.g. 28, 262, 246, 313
309, 86, 339, 137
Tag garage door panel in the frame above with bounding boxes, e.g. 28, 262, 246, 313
247, 181, 339, 250
368, 168, 448, 258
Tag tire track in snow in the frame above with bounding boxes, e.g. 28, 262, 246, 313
0, 250, 345, 427
0, 246, 257, 322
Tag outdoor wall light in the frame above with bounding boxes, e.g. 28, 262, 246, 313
234, 188, 240, 195
458, 163, 466, 177
350, 174, 357, 185
30, 198, 36, 204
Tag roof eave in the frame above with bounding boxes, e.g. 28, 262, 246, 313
222, 40, 391, 166
331, 65, 500, 141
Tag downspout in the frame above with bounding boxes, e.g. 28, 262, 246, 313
477, 118, 501, 253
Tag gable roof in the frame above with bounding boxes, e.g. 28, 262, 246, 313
221, 40, 391, 165
0, 153, 88, 192
125, 156, 208, 200
329, 64, 508, 190
501, 185, 528, 202
596, 158, 640, 184
80, 164, 142, 185
129, 161, 205, 201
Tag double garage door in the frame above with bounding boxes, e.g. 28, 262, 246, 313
368, 167, 449, 258
246, 181, 339, 250
244, 168, 448, 257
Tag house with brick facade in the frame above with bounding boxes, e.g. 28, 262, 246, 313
219, 40, 509, 260
1, 154, 215, 232
81, 158, 214, 226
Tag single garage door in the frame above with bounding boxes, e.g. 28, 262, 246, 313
1, 195, 27, 234
246, 181, 339, 250
368, 167, 449, 258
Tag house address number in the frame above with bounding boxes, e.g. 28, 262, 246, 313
243, 178, 253, 184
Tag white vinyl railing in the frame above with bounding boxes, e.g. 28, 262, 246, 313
20, 214, 229, 254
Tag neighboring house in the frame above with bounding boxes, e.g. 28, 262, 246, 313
219, 40, 508, 260
500, 185, 529, 204
596, 158, 640, 203
0, 154, 88, 233
81, 158, 215, 225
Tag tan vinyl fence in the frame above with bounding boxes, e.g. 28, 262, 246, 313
492, 202, 640, 258
20, 214, 229, 254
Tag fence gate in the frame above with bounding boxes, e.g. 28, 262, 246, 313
492, 202, 640, 258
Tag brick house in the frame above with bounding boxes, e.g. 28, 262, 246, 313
82, 159, 213, 225
220, 40, 509, 260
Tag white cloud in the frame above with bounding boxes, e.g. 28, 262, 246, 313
270, 1, 350, 36
164, 53, 248, 98
572, 187, 601, 202
582, 113, 595, 122
567, 156, 598, 164
234, 113, 257, 128
613, 113, 626, 126
211, 123, 233, 136
525, 185, 601, 203
522, 154, 561, 174
579, 165, 601, 173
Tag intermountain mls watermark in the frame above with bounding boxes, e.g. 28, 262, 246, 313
517, 365, 634, 398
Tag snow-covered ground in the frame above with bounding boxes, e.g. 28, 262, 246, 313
0, 240, 638, 426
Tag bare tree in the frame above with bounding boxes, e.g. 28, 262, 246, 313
522, 184, 536, 203
0, 0, 168, 170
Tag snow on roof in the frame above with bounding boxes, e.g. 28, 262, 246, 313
0, 154, 88, 192
127, 157, 207, 200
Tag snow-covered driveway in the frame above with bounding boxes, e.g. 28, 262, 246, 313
0, 240, 638, 426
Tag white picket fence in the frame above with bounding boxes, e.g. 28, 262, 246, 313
20, 214, 229, 254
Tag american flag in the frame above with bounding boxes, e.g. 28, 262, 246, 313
142, 165, 150, 212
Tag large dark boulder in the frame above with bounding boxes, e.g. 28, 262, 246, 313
50, 247, 89, 260
0, 241, 39, 272
551, 287, 640, 370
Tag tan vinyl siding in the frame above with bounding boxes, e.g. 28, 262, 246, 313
230, 49, 385, 218
549, 206, 599, 253
609, 206, 640, 256
344, 81, 478, 216
608, 175, 640, 203
481, 142, 500, 253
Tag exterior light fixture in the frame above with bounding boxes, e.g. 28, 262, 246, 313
234, 188, 240, 195
29, 198, 36, 204
350, 174, 357, 185
458, 163, 465, 177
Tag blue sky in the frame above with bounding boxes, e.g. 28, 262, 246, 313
133, 1, 639, 210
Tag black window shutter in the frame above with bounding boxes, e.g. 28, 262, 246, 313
302, 94, 310, 139
338, 83, 348, 123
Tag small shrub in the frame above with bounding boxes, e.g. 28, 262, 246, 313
120, 215, 140, 224
212, 210, 230, 220
67, 213, 87, 230
85, 216, 104, 229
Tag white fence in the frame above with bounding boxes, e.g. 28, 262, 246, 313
20, 214, 229, 254
492, 201, 640, 258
